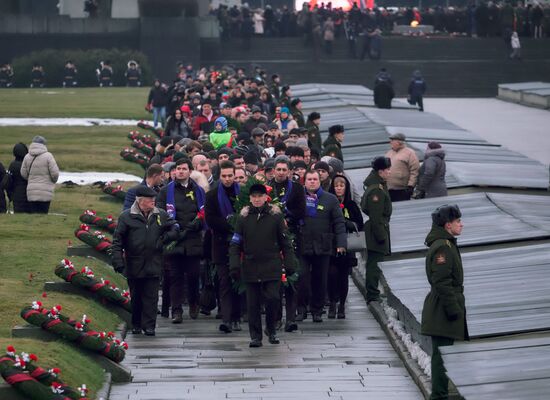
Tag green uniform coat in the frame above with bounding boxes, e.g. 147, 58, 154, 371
421, 225, 469, 341
360, 170, 392, 255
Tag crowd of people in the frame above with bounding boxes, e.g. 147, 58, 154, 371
0, 60, 142, 89
212, 1, 549, 41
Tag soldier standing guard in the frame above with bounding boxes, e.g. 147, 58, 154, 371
229, 184, 296, 348
361, 156, 392, 304
421, 205, 469, 400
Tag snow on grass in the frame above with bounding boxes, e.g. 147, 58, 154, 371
60, 171, 142, 185
0, 118, 153, 127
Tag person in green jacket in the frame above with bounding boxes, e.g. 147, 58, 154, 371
322, 124, 344, 162
360, 156, 392, 303
290, 98, 305, 128
305, 111, 322, 151
209, 117, 234, 150
421, 204, 469, 400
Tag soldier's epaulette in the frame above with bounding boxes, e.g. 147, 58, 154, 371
445, 240, 451, 247
379, 184, 383, 190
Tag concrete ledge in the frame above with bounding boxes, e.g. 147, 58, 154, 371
11, 325, 132, 383
67, 245, 113, 266
44, 281, 132, 326
96, 372, 112, 400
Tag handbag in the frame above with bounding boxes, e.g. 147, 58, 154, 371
346, 230, 366, 252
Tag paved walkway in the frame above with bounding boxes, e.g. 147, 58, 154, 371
110, 282, 423, 400
423, 98, 550, 166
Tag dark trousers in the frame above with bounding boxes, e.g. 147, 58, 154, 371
430, 336, 454, 400
217, 263, 241, 323
298, 255, 330, 315
29, 201, 50, 214
169, 255, 200, 312
389, 189, 411, 202
128, 277, 160, 330
328, 256, 350, 304
366, 251, 385, 302
277, 285, 297, 323
246, 280, 281, 340
161, 259, 171, 316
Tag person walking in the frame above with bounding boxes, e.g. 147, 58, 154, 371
509, 31, 522, 60
205, 161, 243, 333
297, 170, 347, 323
407, 70, 427, 112
323, 16, 335, 55
229, 183, 296, 348
421, 205, 469, 400
20, 136, 59, 214
361, 156, 392, 304
414, 142, 447, 199
6, 143, 30, 213
328, 175, 363, 319
147, 79, 169, 128
112, 186, 176, 336
385, 133, 420, 202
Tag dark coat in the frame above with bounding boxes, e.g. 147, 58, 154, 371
147, 86, 169, 108
0, 162, 6, 213
322, 135, 344, 162
417, 148, 447, 198
7, 143, 29, 213
111, 204, 173, 278
361, 170, 392, 255
156, 180, 204, 257
306, 120, 322, 151
290, 106, 305, 127
421, 225, 469, 341
204, 182, 238, 265
408, 77, 426, 101
229, 204, 296, 283
268, 178, 306, 230
301, 189, 347, 256
123, 181, 161, 211
374, 80, 394, 109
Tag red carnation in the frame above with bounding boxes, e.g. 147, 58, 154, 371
52, 368, 61, 374
197, 209, 205, 220
55, 305, 62, 311
29, 354, 38, 362
281, 273, 287, 283
339, 203, 344, 209
265, 185, 273, 195
7, 345, 15, 353
42, 292, 48, 298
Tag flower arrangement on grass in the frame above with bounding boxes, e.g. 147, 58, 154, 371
55, 259, 131, 313
74, 224, 112, 255
102, 182, 126, 201
79, 210, 117, 234
131, 139, 154, 157
120, 148, 149, 169
0, 345, 89, 399
127, 131, 158, 147
137, 121, 164, 138
20, 302, 127, 363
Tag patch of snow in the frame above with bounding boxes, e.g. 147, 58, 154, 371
0, 118, 153, 127
59, 171, 142, 185
382, 300, 432, 377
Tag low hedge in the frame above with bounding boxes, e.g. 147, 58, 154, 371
11, 48, 152, 88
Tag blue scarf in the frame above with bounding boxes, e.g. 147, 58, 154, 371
166, 179, 206, 220
305, 187, 323, 218
217, 182, 240, 219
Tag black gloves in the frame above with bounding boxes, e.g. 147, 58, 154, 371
163, 229, 180, 243
407, 186, 415, 197
113, 264, 125, 274
345, 220, 357, 232
185, 218, 203, 232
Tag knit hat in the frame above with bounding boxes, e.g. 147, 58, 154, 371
280, 107, 290, 115
244, 151, 259, 165
428, 141, 442, 149
292, 160, 307, 170
160, 136, 173, 147
180, 105, 191, 114
251, 127, 265, 137
268, 123, 278, 130
217, 147, 233, 158
32, 135, 47, 145
314, 161, 330, 173
214, 116, 228, 131
327, 157, 344, 175
295, 138, 308, 148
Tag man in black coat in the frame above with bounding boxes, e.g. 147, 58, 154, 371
123, 163, 165, 211
229, 184, 297, 347
112, 186, 176, 336
297, 170, 347, 323
268, 156, 306, 332
205, 161, 242, 333
157, 157, 206, 323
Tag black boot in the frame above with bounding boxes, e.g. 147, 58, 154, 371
328, 302, 337, 319
337, 302, 346, 319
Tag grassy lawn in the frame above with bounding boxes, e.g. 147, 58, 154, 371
0, 88, 151, 119
0, 185, 132, 396
0, 125, 146, 175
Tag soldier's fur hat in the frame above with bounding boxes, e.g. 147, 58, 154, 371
432, 205, 462, 226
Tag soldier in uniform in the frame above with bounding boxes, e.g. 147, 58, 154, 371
112, 186, 176, 336
361, 156, 392, 303
62, 60, 78, 88
0, 64, 14, 88
98, 60, 113, 87
30, 63, 45, 88
229, 184, 296, 348
421, 205, 469, 400
125, 61, 142, 87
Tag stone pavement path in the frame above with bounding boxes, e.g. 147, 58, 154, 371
110, 282, 423, 400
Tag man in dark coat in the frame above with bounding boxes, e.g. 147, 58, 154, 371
305, 112, 322, 151
361, 156, 392, 303
322, 124, 344, 163
290, 98, 305, 128
205, 161, 242, 333
123, 163, 165, 210
268, 156, 306, 332
297, 170, 347, 322
157, 157, 206, 323
229, 184, 296, 347
7, 143, 30, 213
421, 205, 469, 400
112, 186, 176, 336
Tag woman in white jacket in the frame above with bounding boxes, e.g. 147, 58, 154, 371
510, 32, 521, 60
20, 136, 59, 214
253, 10, 264, 35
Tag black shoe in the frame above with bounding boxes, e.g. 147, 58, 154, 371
131, 327, 142, 334
295, 309, 307, 322
231, 321, 242, 331
143, 328, 156, 336
200, 308, 211, 316
249, 339, 263, 348
366, 298, 380, 305
215, 312, 223, 320
160, 311, 169, 318
219, 323, 232, 333
312, 314, 323, 323
275, 320, 283, 331
328, 302, 337, 319
337, 303, 346, 319
172, 311, 183, 324
268, 334, 280, 345
189, 304, 199, 320
284, 321, 298, 332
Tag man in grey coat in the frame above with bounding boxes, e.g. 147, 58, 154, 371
414, 141, 447, 199
20, 136, 59, 214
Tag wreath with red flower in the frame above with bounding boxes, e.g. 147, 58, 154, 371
120, 148, 150, 169
0, 345, 88, 399
74, 224, 112, 255
102, 182, 127, 201
131, 139, 154, 158
127, 131, 158, 147
55, 259, 131, 313
137, 121, 164, 138
20, 302, 127, 363
79, 210, 117, 234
